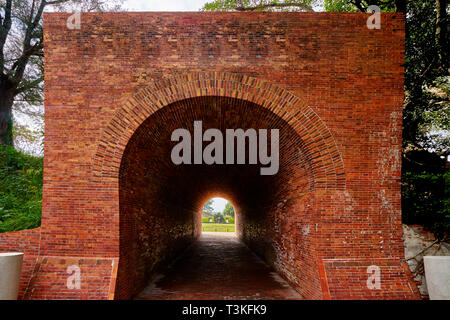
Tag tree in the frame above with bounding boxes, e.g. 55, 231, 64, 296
223, 202, 235, 218
403, 0, 448, 159
202, 0, 319, 12
324, 2, 449, 159
202, 0, 405, 12
322, 0, 358, 11
0, 0, 123, 147
202, 199, 215, 215
214, 213, 225, 223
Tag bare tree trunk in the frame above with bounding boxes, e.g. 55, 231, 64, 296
0, 78, 15, 146
436, 0, 448, 72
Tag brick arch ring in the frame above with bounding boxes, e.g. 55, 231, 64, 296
92, 72, 346, 190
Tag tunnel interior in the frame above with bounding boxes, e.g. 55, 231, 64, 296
116, 96, 320, 299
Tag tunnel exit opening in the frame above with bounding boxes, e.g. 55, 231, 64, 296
201, 197, 236, 233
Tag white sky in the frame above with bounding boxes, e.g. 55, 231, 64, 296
124, 0, 209, 11
209, 197, 228, 213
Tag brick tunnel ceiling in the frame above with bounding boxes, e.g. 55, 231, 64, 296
120, 96, 314, 216
118, 96, 316, 297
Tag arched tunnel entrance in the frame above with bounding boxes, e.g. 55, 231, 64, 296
116, 96, 316, 299
3, 14, 414, 300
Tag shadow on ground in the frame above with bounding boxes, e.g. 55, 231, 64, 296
135, 232, 303, 300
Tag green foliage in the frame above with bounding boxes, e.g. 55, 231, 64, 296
202, 0, 317, 12
403, 0, 449, 155
222, 202, 235, 217
224, 217, 235, 224
202, 214, 234, 224
324, 0, 397, 12
323, 0, 358, 12
202, 199, 215, 215
202, 0, 246, 11
202, 223, 235, 232
0, 145, 42, 232
213, 213, 225, 223
417, 77, 450, 153
13, 121, 44, 156
1, 0, 123, 151
402, 171, 450, 239
400, 0, 449, 239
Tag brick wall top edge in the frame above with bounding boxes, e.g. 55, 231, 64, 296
43, 12, 404, 17
43, 11, 405, 25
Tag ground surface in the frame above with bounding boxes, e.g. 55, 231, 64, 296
135, 232, 303, 300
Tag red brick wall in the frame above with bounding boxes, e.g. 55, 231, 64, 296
2, 12, 418, 299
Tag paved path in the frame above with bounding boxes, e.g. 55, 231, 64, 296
135, 232, 303, 300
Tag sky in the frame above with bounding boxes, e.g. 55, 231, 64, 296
209, 197, 228, 213
124, 0, 325, 12
124, 0, 209, 11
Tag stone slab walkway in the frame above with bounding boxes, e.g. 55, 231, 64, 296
135, 232, 303, 300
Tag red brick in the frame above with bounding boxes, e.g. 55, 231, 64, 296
0, 12, 418, 300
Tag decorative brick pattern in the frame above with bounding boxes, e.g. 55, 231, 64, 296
93, 72, 346, 191
0, 12, 419, 299
23, 256, 117, 300
319, 259, 420, 299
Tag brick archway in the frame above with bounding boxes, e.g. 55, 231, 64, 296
92, 72, 347, 299
92, 72, 345, 190
1, 12, 420, 300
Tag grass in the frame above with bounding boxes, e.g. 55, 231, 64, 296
0, 145, 43, 233
202, 223, 235, 232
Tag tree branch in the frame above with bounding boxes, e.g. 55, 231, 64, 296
406, 239, 440, 261
435, 0, 448, 72
11, 0, 47, 84
236, 2, 314, 12
15, 74, 44, 95
349, 0, 366, 12
0, 0, 13, 71
45, 0, 72, 5
10, 41, 43, 74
